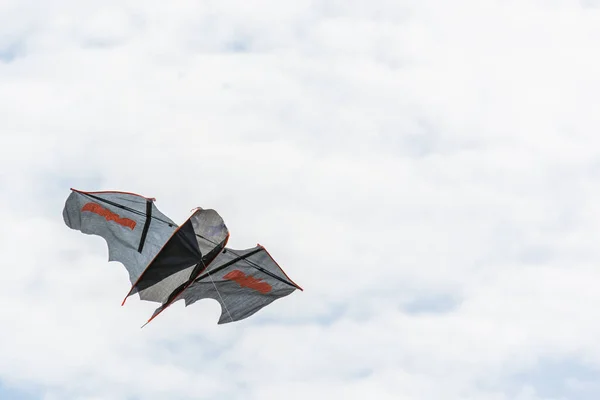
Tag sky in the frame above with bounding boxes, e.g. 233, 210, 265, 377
1, 0, 600, 399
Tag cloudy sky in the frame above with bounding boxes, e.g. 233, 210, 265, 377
2, 0, 600, 399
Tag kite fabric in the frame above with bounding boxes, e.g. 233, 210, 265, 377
62, 188, 302, 325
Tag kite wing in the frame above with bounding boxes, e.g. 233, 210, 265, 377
62, 189, 177, 285
152, 245, 303, 324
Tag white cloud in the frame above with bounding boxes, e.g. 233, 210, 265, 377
1, 0, 600, 399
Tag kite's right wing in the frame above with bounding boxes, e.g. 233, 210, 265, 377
161, 245, 303, 324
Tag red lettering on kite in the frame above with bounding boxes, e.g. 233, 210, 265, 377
223, 270, 272, 294
81, 202, 137, 230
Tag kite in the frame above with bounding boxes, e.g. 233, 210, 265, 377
62, 188, 302, 326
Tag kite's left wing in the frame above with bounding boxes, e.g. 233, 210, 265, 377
149, 245, 303, 324
62, 189, 177, 285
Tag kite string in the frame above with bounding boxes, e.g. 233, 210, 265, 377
207, 269, 234, 323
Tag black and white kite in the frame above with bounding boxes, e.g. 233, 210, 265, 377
62, 189, 302, 326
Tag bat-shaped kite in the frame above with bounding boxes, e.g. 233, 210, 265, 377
62, 189, 302, 325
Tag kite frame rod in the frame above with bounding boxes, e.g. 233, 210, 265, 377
74, 189, 302, 290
